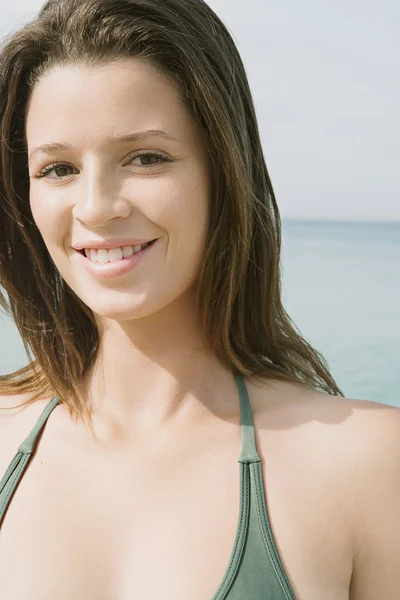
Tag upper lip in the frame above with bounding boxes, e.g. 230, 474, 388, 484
72, 238, 157, 251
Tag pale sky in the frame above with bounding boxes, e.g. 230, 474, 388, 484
1, 0, 398, 222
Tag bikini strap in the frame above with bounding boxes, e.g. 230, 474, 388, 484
16, 380, 259, 461
17, 396, 61, 455
235, 374, 261, 464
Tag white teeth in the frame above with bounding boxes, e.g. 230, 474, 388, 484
108, 247, 123, 262
97, 249, 111, 264
122, 245, 134, 259
83, 243, 152, 263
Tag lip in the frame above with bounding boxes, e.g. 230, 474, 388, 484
74, 239, 157, 280
72, 238, 157, 251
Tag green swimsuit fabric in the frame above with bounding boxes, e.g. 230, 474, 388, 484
0, 374, 297, 599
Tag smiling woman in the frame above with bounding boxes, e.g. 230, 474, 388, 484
0, 0, 344, 427
0, 1, 400, 599
23, 53, 211, 307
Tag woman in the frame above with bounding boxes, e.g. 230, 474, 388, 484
0, 0, 399, 597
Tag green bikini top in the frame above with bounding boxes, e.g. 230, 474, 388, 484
0, 374, 297, 599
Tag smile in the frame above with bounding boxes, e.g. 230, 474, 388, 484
75, 239, 158, 280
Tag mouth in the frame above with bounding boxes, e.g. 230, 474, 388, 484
76, 239, 158, 258
74, 238, 158, 280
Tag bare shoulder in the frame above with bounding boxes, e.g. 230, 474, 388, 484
248, 375, 400, 487
248, 377, 400, 599
247, 375, 400, 451
0, 391, 52, 420
0, 393, 53, 480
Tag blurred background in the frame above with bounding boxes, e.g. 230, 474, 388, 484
0, 0, 399, 405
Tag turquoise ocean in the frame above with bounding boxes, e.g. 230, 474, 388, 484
1, 219, 399, 407
281, 219, 400, 407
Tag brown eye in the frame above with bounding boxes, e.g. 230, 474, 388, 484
128, 151, 170, 167
34, 151, 171, 181
53, 165, 73, 177
36, 163, 77, 180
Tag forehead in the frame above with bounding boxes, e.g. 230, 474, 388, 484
25, 59, 194, 148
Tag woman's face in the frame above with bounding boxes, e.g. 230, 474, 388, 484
25, 58, 212, 321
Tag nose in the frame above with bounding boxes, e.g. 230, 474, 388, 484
72, 168, 131, 227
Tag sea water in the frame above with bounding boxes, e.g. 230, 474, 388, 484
281, 219, 400, 407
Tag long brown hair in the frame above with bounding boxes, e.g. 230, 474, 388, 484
0, 0, 344, 436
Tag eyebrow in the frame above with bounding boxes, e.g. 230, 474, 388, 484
28, 129, 183, 161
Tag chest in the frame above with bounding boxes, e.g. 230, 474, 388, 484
0, 432, 352, 600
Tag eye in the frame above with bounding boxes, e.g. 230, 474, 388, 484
32, 151, 171, 180
128, 151, 170, 168
34, 163, 77, 180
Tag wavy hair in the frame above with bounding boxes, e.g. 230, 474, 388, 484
0, 0, 344, 436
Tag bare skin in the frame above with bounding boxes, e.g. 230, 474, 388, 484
2, 57, 399, 599
1, 375, 400, 600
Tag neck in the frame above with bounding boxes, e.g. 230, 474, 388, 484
77, 296, 237, 443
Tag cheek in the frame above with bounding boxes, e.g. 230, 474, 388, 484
29, 191, 69, 251
165, 194, 209, 279
129, 181, 207, 268
29, 190, 43, 227
153, 174, 209, 235
162, 195, 208, 261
